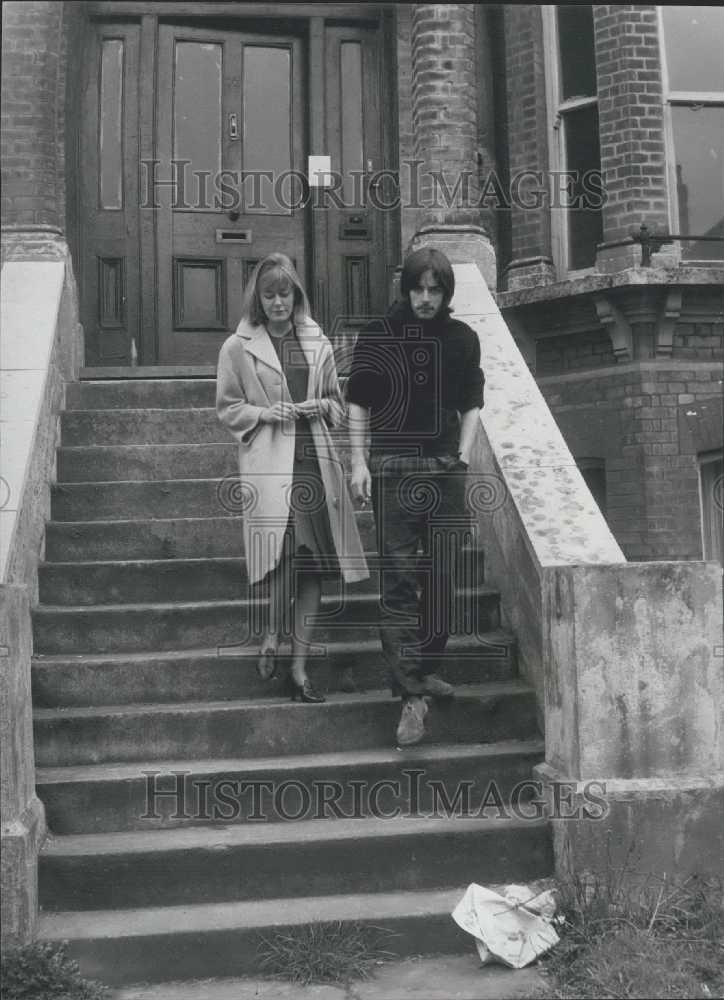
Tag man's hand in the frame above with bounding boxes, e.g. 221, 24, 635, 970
259, 402, 298, 425
350, 460, 372, 505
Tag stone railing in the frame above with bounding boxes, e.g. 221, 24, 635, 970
451, 262, 723, 878
1, 240, 82, 945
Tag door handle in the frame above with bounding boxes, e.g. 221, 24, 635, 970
228, 113, 239, 140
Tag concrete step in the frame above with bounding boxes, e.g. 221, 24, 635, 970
32, 631, 515, 707
44, 517, 246, 561
34, 682, 536, 767
38, 885, 494, 985
38, 548, 485, 606
64, 377, 351, 412
31, 587, 501, 655
57, 442, 357, 484
38, 556, 375, 605
65, 379, 217, 411
39, 815, 552, 912
50, 482, 375, 525
36, 739, 544, 834
61, 408, 229, 446
57, 443, 238, 483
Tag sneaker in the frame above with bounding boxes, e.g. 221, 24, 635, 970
419, 673, 454, 699
396, 697, 428, 747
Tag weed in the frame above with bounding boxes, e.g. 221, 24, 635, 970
257, 920, 396, 985
1, 941, 109, 1000
540, 861, 724, 1000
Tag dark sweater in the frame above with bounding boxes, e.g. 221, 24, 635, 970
346, 301, 484, 457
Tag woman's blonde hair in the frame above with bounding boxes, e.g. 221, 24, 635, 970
240, 253, 311, 326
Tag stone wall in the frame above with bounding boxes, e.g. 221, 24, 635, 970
456, 261, 723, 880
0, 240, 81, 945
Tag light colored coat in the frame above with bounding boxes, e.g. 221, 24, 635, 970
216, 317, 369, 586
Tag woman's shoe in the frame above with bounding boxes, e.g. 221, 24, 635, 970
257, 634, 280, 680
290, 677, 326, 703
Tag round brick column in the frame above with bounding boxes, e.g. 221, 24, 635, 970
409, 3, 496, 286
1, 1, 64, 228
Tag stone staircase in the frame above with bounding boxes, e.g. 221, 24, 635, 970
32, 379, 551, 986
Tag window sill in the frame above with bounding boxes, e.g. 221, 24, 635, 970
495, 263, 724, 311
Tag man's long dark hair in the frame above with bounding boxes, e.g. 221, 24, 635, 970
400, 247, 455, 311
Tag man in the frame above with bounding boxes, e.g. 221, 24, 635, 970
347, 247, 484, 746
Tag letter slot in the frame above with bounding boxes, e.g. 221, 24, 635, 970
215, 229, 252, 244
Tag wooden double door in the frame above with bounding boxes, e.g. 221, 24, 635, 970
78, 14, 393, 368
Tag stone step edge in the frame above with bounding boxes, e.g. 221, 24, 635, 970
37, 884, 513, 939
33, 680, 532, 722
31, 630, 515, 666
41, 813, 548, 857
33, 586, 498, 615
38, 546, 482, 569
35, 737, 545, 785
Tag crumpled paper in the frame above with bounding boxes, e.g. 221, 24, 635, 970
452, 882, 559, 968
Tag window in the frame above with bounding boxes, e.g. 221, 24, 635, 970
698, 450, 723, 563
577, 457, 607, 516
544, 5, 604, 273
660, 7, 724, 261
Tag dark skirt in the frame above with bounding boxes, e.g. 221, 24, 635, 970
280, 446, 340, 579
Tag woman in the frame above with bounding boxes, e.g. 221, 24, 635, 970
216, 254, 368, 702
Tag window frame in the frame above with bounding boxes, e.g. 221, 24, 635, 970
542, 4, 602, 279
658, 6, 724, 262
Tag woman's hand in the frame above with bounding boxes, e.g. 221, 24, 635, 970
259, 402, 299, 425
294, 399, 325, 420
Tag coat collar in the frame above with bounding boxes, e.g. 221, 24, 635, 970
235, 317, 324, 389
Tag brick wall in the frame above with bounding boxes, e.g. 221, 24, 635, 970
537, 329, 617, 374
540, 345, 722, 560
1, 1, 65, 227
592, 5, 669, 244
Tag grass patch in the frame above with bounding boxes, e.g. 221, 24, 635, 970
257, 920, 396, 986
1, 941, 109, 1000
539, 867, 724, 999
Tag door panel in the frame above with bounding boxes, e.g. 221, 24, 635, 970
324, 25, 386, 372
156, 26, 305, 364
79, 24, 141, 365
78, 14, 392, 368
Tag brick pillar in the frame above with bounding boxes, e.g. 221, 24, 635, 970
409, 3, 496, 288
501, 4, 555, 291
594, 5, 671, 271
1, 1, 64, 229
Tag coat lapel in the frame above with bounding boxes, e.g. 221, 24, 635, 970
234, 321, 282, 375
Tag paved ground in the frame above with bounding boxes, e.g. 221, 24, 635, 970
115, 954, 547, 999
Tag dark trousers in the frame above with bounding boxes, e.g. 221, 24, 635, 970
371, 453, 473, 697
